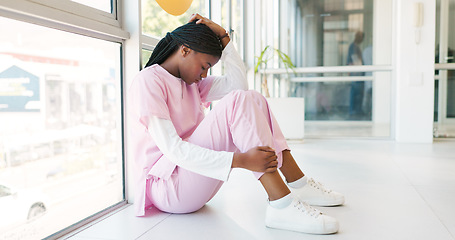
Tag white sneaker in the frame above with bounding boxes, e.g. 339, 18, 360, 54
265, 198, 339, 234
291, 178, 345, 206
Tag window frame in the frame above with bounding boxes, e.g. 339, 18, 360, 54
29, 0, 118, 23
0, 0, 129, 42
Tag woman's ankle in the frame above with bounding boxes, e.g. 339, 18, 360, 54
259, 171, 291, 201
268, 193, 293, 209
280, 150, 305, 182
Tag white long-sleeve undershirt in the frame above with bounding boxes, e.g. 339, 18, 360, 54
148, 116, 233, 181
205, 41, 248, 101
147, 41, 248, 181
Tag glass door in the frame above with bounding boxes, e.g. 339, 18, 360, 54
434, 0, 455, 138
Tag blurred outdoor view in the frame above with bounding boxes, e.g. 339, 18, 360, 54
142, 0, 207, 38
0, 17, 123, 239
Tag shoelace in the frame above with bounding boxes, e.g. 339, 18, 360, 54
294, 200, 322, 218
308, 178, 333, 194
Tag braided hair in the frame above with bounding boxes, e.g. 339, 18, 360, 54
145, 21, 223, 68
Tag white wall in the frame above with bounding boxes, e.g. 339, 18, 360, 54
394, 0, 436, 142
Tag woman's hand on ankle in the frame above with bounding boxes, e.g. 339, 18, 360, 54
232, 146, 278, 173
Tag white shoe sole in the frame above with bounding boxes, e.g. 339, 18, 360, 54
266, 220, 339, 235
302, 197, 345, 207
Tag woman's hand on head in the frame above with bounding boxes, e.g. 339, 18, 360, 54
232, 146, 278, 173
189, 13, 226, 39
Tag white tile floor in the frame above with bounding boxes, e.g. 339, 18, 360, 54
68, 139, 455, 240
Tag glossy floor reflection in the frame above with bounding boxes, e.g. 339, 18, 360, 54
304, 121, 390, 138
70, 139, 455, 240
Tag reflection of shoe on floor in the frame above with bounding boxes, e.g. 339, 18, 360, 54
291, 177, 345, 206
265, 198, 339, 234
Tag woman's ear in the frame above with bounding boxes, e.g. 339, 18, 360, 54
181, 45, 191, 57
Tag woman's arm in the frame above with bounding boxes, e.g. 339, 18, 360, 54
190, 13, 230, 49
148, 116, 278, 181
205, 41, 248, 102
148, 116, 233, 181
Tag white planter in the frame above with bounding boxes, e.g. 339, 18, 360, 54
266, 97, 305, 140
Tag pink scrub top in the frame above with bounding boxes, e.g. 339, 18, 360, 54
128, 64, 214, 216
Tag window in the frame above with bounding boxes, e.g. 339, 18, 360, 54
142, 49, 153, 69
0, 16, 123, 239
434, 0, 455, 137
253, 0, 392, 138
228, 0, 244, 60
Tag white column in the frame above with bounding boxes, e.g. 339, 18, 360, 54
121, 0, 141, 203
394, 0, 435, 142
372, 0, 392, 125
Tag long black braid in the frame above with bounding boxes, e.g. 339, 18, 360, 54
145, 21, 223, 68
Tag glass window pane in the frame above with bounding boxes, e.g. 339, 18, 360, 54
142, 49, 153, 69
142, 0, 207, 38
0, 17, 123, 239
71, 0, 113, 13
221, 0, 229, 31
231, 0, 244, 56
434, 0, 455, 137
252, 0, 392, 138
435, 0, 455, 64
293, 0, 391, 67
448, 70, 455, 118
446, 0, 454, 64
288, 71, 391, 137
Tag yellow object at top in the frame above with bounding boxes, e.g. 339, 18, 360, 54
155, 0, 193, 16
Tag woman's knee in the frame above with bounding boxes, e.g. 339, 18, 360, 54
245, 89, 264, 98
244, 90, 269, 108
245, 90, 267, 102
226, 89, 248, 98
226, 89, 265, 102
220, 90, 269, 114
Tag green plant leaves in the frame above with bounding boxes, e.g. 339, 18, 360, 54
254, 45, 295, 74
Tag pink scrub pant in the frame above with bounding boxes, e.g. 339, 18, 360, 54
146, 90, 289, 214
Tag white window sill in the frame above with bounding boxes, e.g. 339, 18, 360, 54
63, 204, 172, 239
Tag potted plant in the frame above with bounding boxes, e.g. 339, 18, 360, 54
254, 45, 296, 97
254, 46, 305, 139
